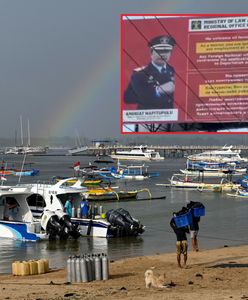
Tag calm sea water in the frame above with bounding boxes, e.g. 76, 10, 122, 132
0, 151, 248, 274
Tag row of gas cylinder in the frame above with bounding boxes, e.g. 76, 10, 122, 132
67, 253, 109, 283
12, 259, 49, 276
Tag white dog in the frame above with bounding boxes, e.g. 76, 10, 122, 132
144, 269, 166, 288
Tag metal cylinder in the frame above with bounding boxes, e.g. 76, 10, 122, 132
75, 257, 81, 283
101, 253, 109, 280
99, 206, 103, 215
71, 207, 76, 218
85, 256, 93, 282
67, 256, 72, 283
77, 207, 81, 218
94, 254, 102, 280
90, 255, 95, 281
94, 205, 98, 216
70, 257, 76, 283
80, 256, 88, 282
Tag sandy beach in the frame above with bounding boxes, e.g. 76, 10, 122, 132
1, 245, 248, 300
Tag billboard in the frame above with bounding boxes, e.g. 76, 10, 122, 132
121, 15, 248, 132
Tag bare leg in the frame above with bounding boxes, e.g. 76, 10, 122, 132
195, 238, 199, 251
183, 253, 187, 266
192, 237, 199, 251
177, 254, 181, 268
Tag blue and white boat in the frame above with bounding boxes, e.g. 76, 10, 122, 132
110, 162, 160, 180
0, 187, 48, 241
26, 178, 145, 238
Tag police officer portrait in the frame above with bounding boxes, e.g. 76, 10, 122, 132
124, 35, 176, 110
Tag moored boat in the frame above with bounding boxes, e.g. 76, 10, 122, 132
0, 187, 49, 241
14, 178, 144, 238
110, 163, 160, 180
110, 145, 164, 161
187, 145, 248, 163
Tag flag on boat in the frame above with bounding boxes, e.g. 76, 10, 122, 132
1, 176, 7, 181
73, 161, 81, 171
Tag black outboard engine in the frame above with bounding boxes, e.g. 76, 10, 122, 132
106, 208, 145, 236
116, 208, 140, 229
106, 209, 130, 230
55, 209, 81, 239
41, 210, 69, 240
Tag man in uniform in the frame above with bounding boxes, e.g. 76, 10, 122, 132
124, 35, 176, 110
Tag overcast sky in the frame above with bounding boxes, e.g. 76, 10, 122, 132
0, 0, 248, 141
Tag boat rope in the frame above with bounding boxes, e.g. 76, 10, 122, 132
111, 190, 119, 201
137, 188, 152, 199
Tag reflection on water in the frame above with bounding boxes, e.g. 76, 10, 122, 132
1, 156, 248, 273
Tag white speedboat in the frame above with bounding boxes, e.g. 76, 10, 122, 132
187, 146, 248, 163
26, 178, 144, 238
110, 145, 164, 161
0, 187, 49, 241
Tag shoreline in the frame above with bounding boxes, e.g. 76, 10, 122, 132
1, 244, 248, 299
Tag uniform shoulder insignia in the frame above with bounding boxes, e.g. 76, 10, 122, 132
134, 66, 146, 72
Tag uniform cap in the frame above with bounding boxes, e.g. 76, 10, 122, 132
148, 35, 176, 51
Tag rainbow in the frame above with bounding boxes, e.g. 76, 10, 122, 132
39, 42, 119, 138
39, 7, 191, 138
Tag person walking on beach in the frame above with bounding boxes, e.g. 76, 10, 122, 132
190, 215, 200, 252
64, 196, 74, 217
170, 217, 189, 268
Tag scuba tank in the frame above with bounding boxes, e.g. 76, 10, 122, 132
80, 255, 88, 282
75, 256, 81, 283
101, 253, 109, 280
94, 254, 102, 280
70, 256, 76, 283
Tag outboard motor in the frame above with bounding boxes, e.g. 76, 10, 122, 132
116, 208, 139, 228
55, 209, 81, 239
106, 209, 130, 231
106, 208, 145, 236
116, 208, 144, 235
41, 210, 69, 240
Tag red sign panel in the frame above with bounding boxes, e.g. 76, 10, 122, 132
121, 15, 248, 130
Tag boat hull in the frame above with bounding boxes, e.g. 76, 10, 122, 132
180, 169, 244, 177
86, 191, 138, 201
0, 221, 47, 241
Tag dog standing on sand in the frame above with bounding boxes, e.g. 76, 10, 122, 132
144, 269, 166, 288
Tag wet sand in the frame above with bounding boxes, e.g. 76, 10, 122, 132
1, 245, 248, 300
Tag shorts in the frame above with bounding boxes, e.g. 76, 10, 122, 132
176, 240, 188, 255
190, 230, 198, 239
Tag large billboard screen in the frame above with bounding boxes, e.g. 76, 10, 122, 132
121, 14, 248, 132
